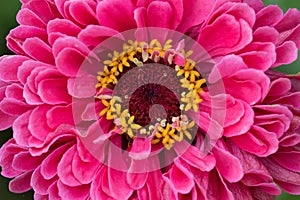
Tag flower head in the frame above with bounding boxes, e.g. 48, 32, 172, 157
0, 0, 300, 199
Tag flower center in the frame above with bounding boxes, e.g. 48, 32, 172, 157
95, 39, 206, 150
129, 83, 181, 127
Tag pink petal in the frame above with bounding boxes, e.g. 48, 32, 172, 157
146, 1, 173, 28
273, 41, 298, 67
7, 25, 47, 55
253, 27, 279, 43
254, 5, 283, 29
134, 7, 147, 28
55, 48, 86, 77
175, 145, 215, 171
267, 78, 291, 97
47, 19, 81, 45
213, 144, 243, 183
170, 161, 194, 194
28, 105, 52, 141
224, 69, 270, 105
22, 0, 56, 23
127, 159, 148, 190
38, 78, 71, 105
5, 84, 23, 100
224, 100, 254, 137
239, 42, 276, 71
0, 55, 29, 82
96, 0, 136, 32
57, 180, 90, 200
12, 111, 31, 146
0, 110, 17, 131
41, 143, 72, 180
106, 167, 133, 200
31, 167, 56, 195
198, 14, 252, 56
232, 126, 279, 157
68, 1, 97, 26
275, 8, 300, 32
22, 37, 54, 64
208, 55, 247, 84
12, 152, 43, 171
47, 104, 74, 129
72, 151, 99, 184
0, 98, 33, 116
9, 171, 33, 193
129, 137, 151, 160
57, 146, 81, 187
68, 74, 97, 98
78, 25, 120, 49
17, 8, 46, 29
271, 147, 300, 172
177, 0, 214, 33
261, 158, 300, 195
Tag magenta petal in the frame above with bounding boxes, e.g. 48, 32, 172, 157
31, 167, 56, 195
225, 69, 270, 105
275, 8, 300, 32
267, 78, 291, 97
170, 161, 194, 194
57, 146, 81, 187
47, 104, 74, 129
17, 8, 46, 29
273, 41, 298, 67
129, 137, 151, 160
178, 0, 214, 33
12, 152, 43, 171
28, 105, 52, 141
57, 180, 90, 200
68, 1, 97, 26
106, 167, 133, 200
96, 0, 136, 32
271, 147, 300, 172
0, 98, 33, 116
55, 48, 85, 77
68, 74, 97, 98
23, 37, 54, 64
78, 25, 120, 48
47, 19, 81, 45
176, 145, 215, 171
224, 100, 254, 137
146, 1, 173, 28
208, 55, 247, 84
232, 126, 279, 157
253, 27, 279, 43
72, 151, 99, 184
5, 84, 23, 100
9, 171, 33, 193
12, 111, 31, 146
0, 55, 29, 82
213, 145, 243, 183
134, 7, 147, 27
127, 159, 148, 190
239, 42, 276, 71
7, 25, 47, 55
38, 78, 71, 105
262, 159, 300, 195
41, 143, 71, 180
254, 5, 283, 29
0, 110, 17, 131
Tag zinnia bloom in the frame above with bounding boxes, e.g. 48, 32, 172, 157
0, 0, 300, 199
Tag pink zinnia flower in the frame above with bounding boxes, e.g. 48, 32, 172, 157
0, 0, 299, 199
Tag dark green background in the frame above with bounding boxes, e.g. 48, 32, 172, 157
0, 0, 299, 199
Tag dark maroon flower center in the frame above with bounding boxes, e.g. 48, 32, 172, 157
129, 83, 181, 126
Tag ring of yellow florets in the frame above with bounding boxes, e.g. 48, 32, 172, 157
95, 39, 206, 150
